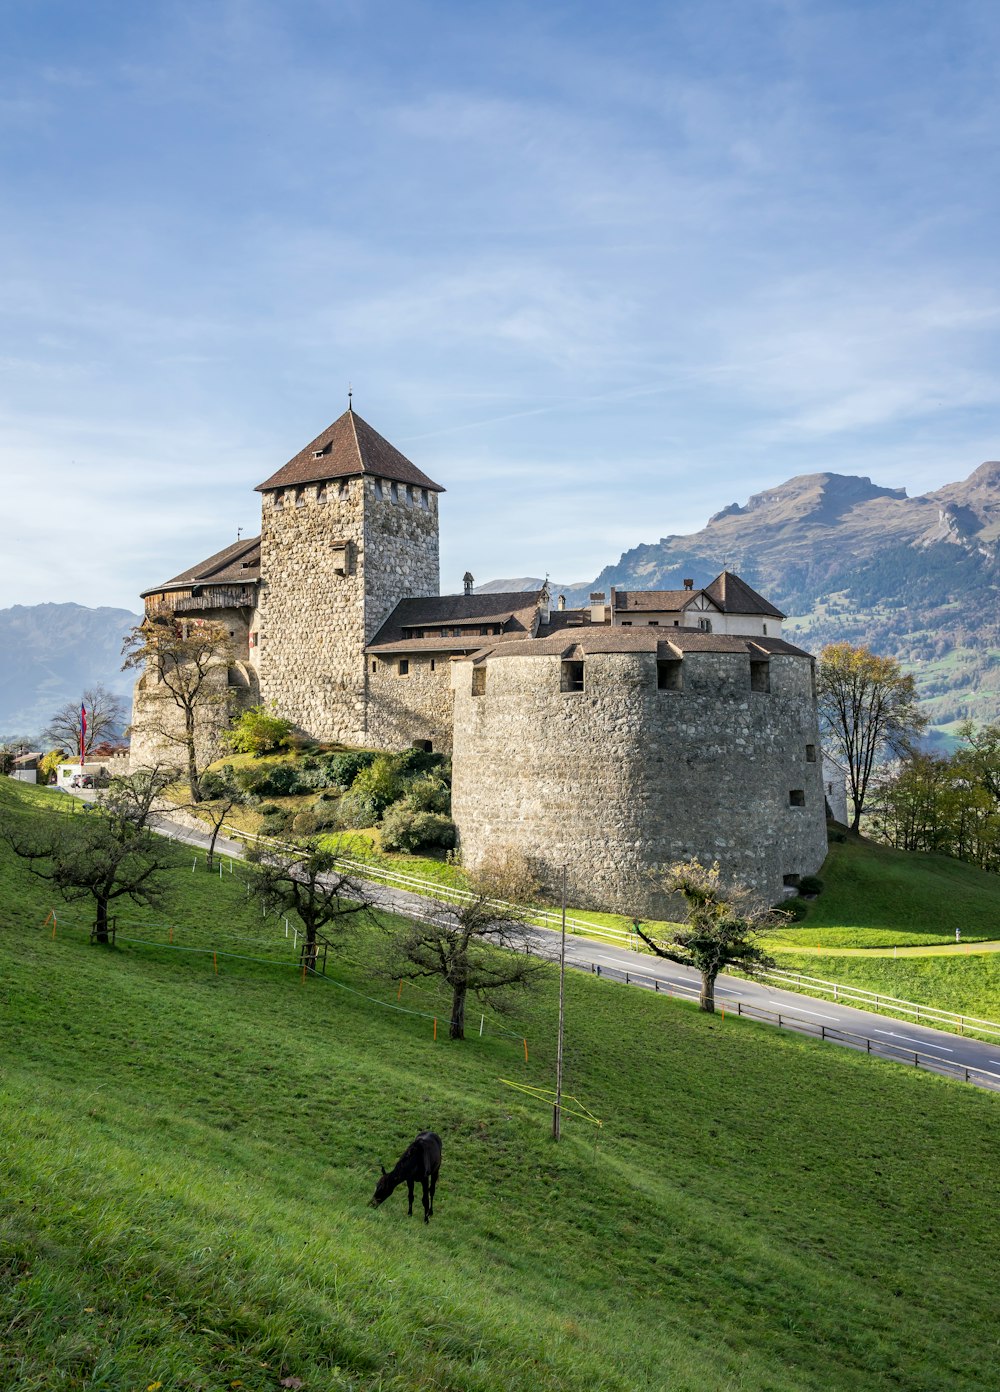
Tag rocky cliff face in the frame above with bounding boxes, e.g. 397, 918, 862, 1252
0, 603, 140, 739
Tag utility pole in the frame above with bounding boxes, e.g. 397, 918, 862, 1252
553, 864, 567, 1141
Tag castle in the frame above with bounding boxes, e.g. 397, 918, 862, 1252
131, 407, 828, 914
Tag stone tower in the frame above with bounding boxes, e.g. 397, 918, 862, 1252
254, 407, 443, 744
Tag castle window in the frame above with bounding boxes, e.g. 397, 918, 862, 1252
390, 482, 399, 504
783, 874, 800, 889
405, 484, 414, 505
419, 489, 429, 509
372, 659, 377, 672
762, 623, 768, 635
430, 659, 436, 672
657, 659, 683, 692
273, 492, 284, 510
789, 789, 805, 807
622, 621, 632, 627
398, 659, 409, 676
250, 631, 258, 648
412, 739, 433, 752
374, 479, 383, 500
648, 620, 659, 627
316, 486, 328, 504
561, 660, 585, 694
472, 666, 486, 696
697, 618, 712, 632
294, 489, 305, 508
339, 480, 350, 500
750, 660, 770, 693
806, 744, 817, 762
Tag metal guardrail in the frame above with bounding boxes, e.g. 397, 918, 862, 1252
571, 959, 1000, 1092
763, 968, 1000, 1042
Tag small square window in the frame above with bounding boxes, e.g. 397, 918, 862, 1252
561, 660, 585, 693
750, 660, 770, 693
398, 659, 409, 676
789, 789, 805, 807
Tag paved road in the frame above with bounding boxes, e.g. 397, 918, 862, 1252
63, 789, 1000, 1092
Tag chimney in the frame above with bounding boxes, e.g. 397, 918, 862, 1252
683, 578, 694, 591
538, 581, 551, 625
590, 591, 607, 624
558, 594, 566, 610
463, 571, 474, 596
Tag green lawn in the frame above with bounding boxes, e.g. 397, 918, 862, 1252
1, 780, 1000, 1391
768, 834, 1000, 948
774, 951, 1000, 1025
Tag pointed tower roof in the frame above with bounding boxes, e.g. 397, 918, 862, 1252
703, 570, 785, 619
254, 409, 444, 494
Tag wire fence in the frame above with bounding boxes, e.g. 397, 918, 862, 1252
761, 968, 1000, 1042
565, 956, 1000, 1093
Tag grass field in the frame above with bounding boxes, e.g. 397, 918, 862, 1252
2, 780, 1000, 1391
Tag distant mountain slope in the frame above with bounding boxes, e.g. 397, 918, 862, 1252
0, 603, 141, 739
585, 463, 1000, 737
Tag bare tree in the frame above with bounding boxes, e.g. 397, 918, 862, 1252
196, 767, 252, 872
385, 851, 542, 1039
0, 767, 179, 943
43, 684, 127, 758
245, 836, 378, 973
634, 859, 779, 1014
123, 615, 235, 803
817, 642, 927, 832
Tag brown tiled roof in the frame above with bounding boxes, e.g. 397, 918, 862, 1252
141, 536, 261, 598
466, 628, 810, 660
255, 409, 444, 494
614, 589, 707, 612
703, 570, 785, 619
367, 636, 492, 656
613, 571, 784, 619
367, 591, 541, 651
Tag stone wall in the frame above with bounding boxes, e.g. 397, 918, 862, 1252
257, 477, 439, 744
367, 652, 455, 752
128, 661, 255, 777
451, 647, 827, 916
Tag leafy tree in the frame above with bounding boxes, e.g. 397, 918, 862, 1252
0, 767, 179, 943
38, 749, 67, 783
384, 850, 542, 1039
123, 616, 236, 803
245, 836, 378, 973
634, 859, 779, 1014
43, 685, 127, 757
817, 642, 927, 831
222, 703, 293, 757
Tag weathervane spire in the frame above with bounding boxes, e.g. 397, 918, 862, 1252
348, 381, 353, 412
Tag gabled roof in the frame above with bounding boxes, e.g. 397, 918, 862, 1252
464, 629, 808, 660
614, 589, 720, 612
140, 535, 261, 598
255, 409, 444, 494
367, 591, 541, 652
703, 570, 785, 619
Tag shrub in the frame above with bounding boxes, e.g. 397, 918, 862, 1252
323, 750, 378, 787
223, 704, 293, 757
349, 755, 406, 819
257, 802, 283, 817
399, 775, 451, 815
336, 792, 380, 829
797, 874, 824, 897
292, 810, 319, 838
260, 811, 291, 837
777, 897, 809, 922
380, 805, 457, 854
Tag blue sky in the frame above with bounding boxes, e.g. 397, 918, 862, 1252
3, 0, 1000, 608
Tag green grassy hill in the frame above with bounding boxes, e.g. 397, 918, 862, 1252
2, 781, 1000, 1391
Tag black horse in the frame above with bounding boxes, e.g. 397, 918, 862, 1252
369, 1131, 442, 1223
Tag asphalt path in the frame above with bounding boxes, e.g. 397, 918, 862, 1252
67, 791, 1000, 1093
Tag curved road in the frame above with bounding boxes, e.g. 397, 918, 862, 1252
123, 797, 1000, 1094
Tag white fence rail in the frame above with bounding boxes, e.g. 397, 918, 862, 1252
764, 968, 1000, 1042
